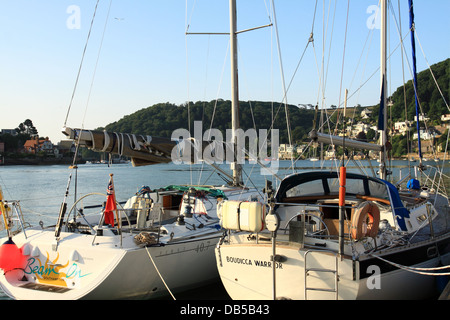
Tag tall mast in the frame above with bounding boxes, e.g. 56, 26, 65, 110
378, 0, 388, 180
408, 0, 423, 167
230, 0, 242, 186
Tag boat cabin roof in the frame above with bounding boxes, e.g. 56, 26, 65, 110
276, 171, 410, 231
276, 171, 387, 201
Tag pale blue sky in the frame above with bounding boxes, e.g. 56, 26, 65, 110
0, 0, 448, 142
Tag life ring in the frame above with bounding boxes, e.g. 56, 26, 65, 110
351, 201, 380, 240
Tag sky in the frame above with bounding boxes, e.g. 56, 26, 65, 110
0, 0, 448, 143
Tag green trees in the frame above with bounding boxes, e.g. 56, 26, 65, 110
391, 135, 409, 158
16, 119, 38, 135
104, 100, 316, 145
389, 58, 449, 123
0, 119, 38, 153
101, 59, 447, 158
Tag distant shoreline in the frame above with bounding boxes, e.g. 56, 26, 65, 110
1, 154, 448, 166
0, 157, 85, 166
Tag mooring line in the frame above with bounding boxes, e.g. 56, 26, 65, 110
145, 246, 176, 300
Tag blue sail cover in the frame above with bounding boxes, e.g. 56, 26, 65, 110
382, 179, 410, 231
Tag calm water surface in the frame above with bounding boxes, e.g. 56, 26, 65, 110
0, 159, 448, 300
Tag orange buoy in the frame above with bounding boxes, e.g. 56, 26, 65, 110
0, 238, 27, 273
351, 201, 380, 240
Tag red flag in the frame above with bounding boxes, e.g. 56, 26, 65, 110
104, 176, 116, 227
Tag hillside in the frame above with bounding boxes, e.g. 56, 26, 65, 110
104, 100, 316, 144
369, 58, 449, 124
103, 59, 448, 150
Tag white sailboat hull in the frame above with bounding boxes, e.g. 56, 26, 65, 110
215, 235, 450, 300
0, 185, 260, 300
0, 229, 221, 300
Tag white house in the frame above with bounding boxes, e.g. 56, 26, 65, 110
348, 122, 370, 138
361, 108, 372, 119
394, 121, 411, 135
1, 129, 18, 136
413, 129, 436, 140
278, 144, 294, 159
414, 114, 429, 122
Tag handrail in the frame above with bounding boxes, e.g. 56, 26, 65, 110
355, 194, 391, 205
65, 192, 106, 229
64, 192, 133, 249
283, 212, 330, 236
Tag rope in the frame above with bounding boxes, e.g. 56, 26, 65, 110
369, 253, 450, 276
334, 0, 350, 138
145, 246, 176, 300
413, 28, 450, 112
259, 0, 318, 175
271, 0, 295, 173
81, 0, 113, 129
63, 0, 101, 127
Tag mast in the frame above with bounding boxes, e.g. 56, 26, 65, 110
378, 0, 388, 180
230, 0, 242, 186
408, 0, 423, 167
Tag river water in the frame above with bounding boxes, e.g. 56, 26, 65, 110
0, 159, 448, 300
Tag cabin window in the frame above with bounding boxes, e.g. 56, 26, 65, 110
326, 177, 365, 195
367, 180, 389, 200
286, 180, 325, 197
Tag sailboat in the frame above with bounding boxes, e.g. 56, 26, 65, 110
0, 0, 262, 300
214, 0, 450, 300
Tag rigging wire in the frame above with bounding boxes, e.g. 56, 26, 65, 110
271, 0, 295, 173
257, 0, 319, 177
196, 35, 212, 186
334, 0, 350, 140
320, 0, 340, 171
59, 0, 112, 209
184, 1, 192, 185
197, 43, 230, 185
388, 1, 447, 163
186, 0, 277, 189
63, 0, 101, 127
81, 0, 113, 130
413, 28, 450, 113
397, 0, 412, 175
70, 0, 114, 167
316, 29, 410, 137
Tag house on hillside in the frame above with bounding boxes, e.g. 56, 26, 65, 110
55, 140, 76, 158
414, 114, 429, 122
347, 122, 370, 138
23, 136, 54, 154
361, 108, 372, 119
278, 144, 294, 159
394, 121, 411, 135
413, 128, 439, 141
1, 129, 18, 136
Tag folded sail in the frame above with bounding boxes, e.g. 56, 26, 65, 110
62, 127, 237, 167
308, 129, 383, 152
63, 127, 177, 167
